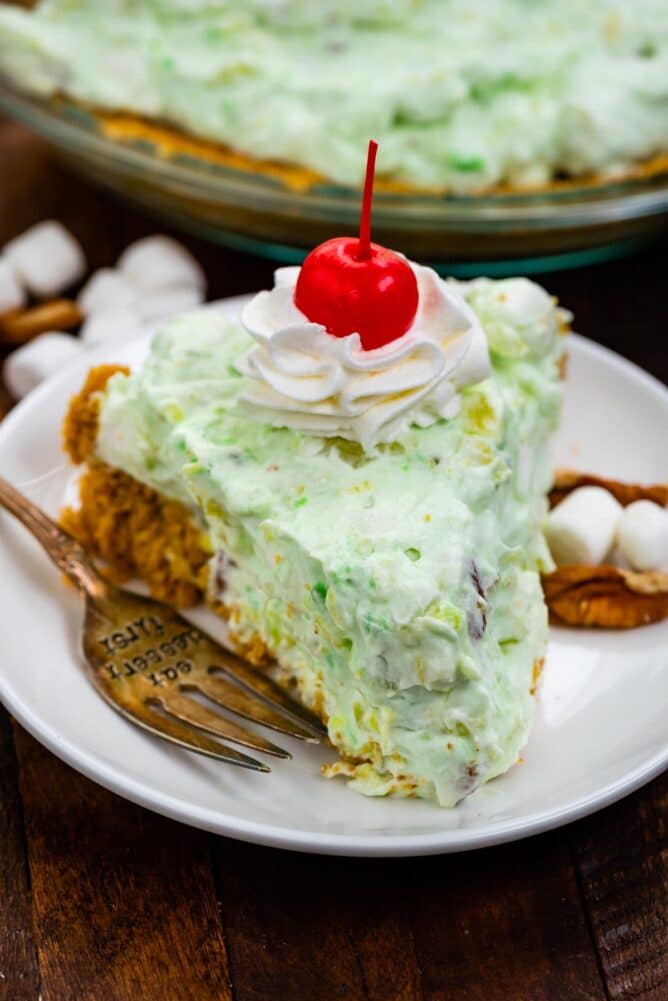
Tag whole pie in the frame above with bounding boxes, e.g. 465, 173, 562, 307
0, 1, 667, 193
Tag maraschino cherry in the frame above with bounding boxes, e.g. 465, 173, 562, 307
294, 140, 419, 351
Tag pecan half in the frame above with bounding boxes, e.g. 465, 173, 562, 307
549, 469, 668, 510
542, 565, 668, 628
0, 299, 83, 345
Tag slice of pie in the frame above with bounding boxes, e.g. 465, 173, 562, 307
62, 264, 567, 806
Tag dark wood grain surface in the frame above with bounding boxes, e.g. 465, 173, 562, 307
0, 117, 666, 1001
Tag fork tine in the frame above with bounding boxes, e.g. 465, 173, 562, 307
151, 691, 290, 759
103, 693, 270, 772
186, 675, 320, 743
210, 652, 328, 738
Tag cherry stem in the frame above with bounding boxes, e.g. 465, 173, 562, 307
356, 139, 378, 262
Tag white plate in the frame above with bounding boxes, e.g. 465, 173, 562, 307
0, 300, 666, 856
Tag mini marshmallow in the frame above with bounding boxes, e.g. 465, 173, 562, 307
3, 333, 83, 399
545, 486, 623, 566
134, 285, 204, 322
117, 236, 206, 293
78, 268, 138, 315
4, 221, 86, 298
0, 257, 26, 313
616, 500, 668, 572
80, 310, 145, 348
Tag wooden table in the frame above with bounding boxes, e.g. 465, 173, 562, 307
1, 117, 666, 1001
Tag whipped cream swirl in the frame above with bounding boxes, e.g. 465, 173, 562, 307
236, 264, 491, 449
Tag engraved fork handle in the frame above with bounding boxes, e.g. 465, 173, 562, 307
0, 475, 108, 597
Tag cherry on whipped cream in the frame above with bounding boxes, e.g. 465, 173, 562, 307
294, 140, 419, 351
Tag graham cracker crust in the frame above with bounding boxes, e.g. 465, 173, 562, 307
61, 365, 210, 606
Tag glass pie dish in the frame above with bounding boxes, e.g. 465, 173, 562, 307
2, 80, 668, 276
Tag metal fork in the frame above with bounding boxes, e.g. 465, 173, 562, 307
0, 475, 325, 772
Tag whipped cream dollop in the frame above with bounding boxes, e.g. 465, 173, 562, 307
236, 264, 491, 449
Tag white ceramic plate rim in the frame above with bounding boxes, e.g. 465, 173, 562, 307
0, 319, 666, 856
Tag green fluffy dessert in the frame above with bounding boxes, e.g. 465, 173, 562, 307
0, 1, 667, 191
84, 274, 566, 806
